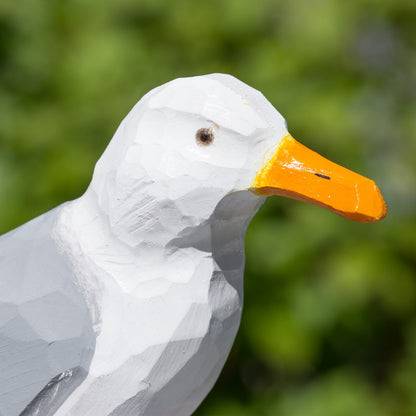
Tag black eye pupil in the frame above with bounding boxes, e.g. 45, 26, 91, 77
196, 128, 214, 145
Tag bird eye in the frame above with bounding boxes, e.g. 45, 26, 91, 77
196, 128, 214, 146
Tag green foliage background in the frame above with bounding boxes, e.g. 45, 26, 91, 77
1, 0, 415, 414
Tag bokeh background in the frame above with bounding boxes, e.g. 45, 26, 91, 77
1, 0, 415, 414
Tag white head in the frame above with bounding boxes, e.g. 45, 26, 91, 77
87, 74, 288, 246
87, 73, 386, 247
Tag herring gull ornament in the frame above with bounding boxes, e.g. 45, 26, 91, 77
0, 74, 387, 416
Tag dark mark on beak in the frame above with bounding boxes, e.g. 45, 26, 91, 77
315, 173, 331, 180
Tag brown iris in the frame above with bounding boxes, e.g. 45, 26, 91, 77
196, 128, 214, 146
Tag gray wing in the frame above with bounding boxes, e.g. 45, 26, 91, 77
0, 206, 95, 416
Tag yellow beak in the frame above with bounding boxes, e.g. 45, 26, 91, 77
252, 135, 387, 223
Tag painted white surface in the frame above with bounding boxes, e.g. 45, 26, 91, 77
0, 74, 290, 415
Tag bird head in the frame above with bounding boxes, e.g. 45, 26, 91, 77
89, 74, 386, 245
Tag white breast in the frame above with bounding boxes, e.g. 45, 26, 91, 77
52, 191, 263, 415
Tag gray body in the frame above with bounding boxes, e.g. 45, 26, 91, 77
0, 207, 95, 416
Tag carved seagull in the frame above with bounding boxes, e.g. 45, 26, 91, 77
0, 74, 387, 416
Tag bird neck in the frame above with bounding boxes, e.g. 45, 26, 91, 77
56, 188, 264, 296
